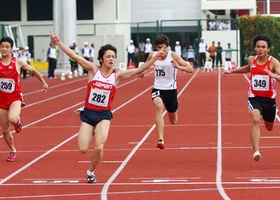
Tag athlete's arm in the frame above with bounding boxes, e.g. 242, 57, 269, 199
116, 50, 163, 81
18, 58, 48, 92
264, 57, 280, 82
50, 31, 97, 74
171, 52, 193, 73
224, 56, 252, 75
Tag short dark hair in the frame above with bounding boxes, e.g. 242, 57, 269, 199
253, 34, 272, 48
0, 37, 14, 48
97, 44, 117, 65
155, 35, 169, 47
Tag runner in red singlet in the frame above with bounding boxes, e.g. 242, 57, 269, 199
50, 31, 165, 183
224, 34, 280, 161
0, 37, 48, 162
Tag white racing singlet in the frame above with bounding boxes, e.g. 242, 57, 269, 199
152, 51, 177, 90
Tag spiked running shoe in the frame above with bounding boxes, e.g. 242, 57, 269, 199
7, 151, 16, 162
156, 139, 165, 149
87, 171, 97, 183
253, 151, 261, 161
14, 120, 22, 133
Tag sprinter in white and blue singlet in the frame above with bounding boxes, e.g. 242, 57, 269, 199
224, 34, 280, 161
145, 35, 193, 149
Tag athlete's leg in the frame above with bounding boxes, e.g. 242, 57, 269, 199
0, 108, 16, 151
78, 122, 94, 154
167, 110, 178, 125
264, 121, 274, 131
153, 97, 165, 140
8, 101, 21, 125
249, 109, 261, 152
88, 119, 110, 172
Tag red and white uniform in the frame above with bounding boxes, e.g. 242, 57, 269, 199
84, 68, 116, 110
0, 57, 24, 109
248, 55, 276, 98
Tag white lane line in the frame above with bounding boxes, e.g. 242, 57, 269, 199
23, 77, 87, 96
0, 133, 78, 184
0, 78, 151, 184
101, 68, 200, 200
216, 68, 230, 199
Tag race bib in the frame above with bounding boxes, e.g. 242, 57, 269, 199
0, 78, 15, 93
88, 88, 110, 107
252, 75, 269, 91
154, 65, 168, 78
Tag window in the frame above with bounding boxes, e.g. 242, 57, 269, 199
27, 0, 53, 21
77, 0, 93, 20
0, 0, 21, 21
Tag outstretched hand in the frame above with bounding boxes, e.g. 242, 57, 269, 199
223, 70, 231, 77
50, 31, 60, 45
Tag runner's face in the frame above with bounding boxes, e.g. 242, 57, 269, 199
0, 42, 12, 56
254, 40, 269, 57
101, 50, 116, 68
156, 44, 168, 56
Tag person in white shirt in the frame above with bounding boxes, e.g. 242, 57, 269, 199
82, 42, 91, 75
225, 43, 232, 61
145, 35, 193, 149
19, 46, 31, 79
126, 40, 135, 67
89, 43, 95, 63
47, 42, 59, 78
198, 37, 207, 67
174, 41, 182, 57
144, 38, 152, 61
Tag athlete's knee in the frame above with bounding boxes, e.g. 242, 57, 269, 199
94, 145, 104, 155
8, 116, 18, 125
265, 122, 274, 131
251, 115, 261, 126
266, 126, 273, 131
168, 113, 178, 124
79, 145, 89, 154
155, 103, 164, 112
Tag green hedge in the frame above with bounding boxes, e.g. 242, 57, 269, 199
239, 15, 280, 62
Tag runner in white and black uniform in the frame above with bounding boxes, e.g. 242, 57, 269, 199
146, 35, 193, 149
224, 34, 280, 161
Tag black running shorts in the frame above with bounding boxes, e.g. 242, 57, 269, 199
151, 89, 179, 113
248, 96, 276, 122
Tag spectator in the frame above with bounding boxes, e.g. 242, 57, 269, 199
126, 40, 135, 67
198, 37, 207, 67
144, 38, 152, 61
216, 41, 223, 67
82, 42, 91, 75
47, 42, 59, 78
225, 43, 232, 62
174, 41, 182, 56
208, 41, 216, 68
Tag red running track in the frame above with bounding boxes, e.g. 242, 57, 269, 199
0, 68, 280, 200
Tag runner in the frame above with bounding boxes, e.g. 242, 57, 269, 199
145, 35, 193, 149
224, 34, 280, 161
0, 37, 48, 162
50, 31, 165, 183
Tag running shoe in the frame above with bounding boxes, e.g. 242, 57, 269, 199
86, 171, 97, 183
156, 139, 165, 149
14, 120, 22, 133
253, 151, 261, 161
7, 151, 16, 162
